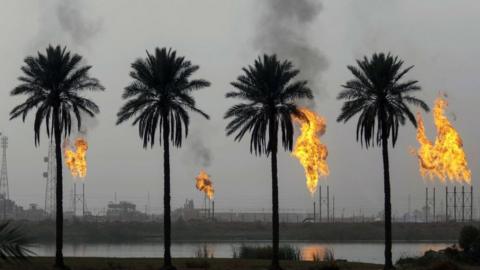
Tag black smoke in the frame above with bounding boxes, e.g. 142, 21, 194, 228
254, 0, 328, 105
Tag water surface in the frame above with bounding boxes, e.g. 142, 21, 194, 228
31, 241, 452, 264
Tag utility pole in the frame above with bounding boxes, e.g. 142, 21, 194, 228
83, 183, 85, 217
425, 187, 428, 223
319, 186, 322, 223
147, 192, 151, 218
44, 142, 56, 218
462, 186, 465, 222
204, 194, 207, 219
454, 186, 457, 222
446, 186, 448, 222
212, 200, 215, 220
433, 187, 436, 223
408, 194, 411, 221
471, 186, 474, 222
73, 183, 76, 216
0, 134, 9, 220
332, 196, 335, 223
327, 185, 330, 223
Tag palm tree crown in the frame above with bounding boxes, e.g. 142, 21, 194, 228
337, 52, 429, 147
225, 54, 313, 154
117, 47, 210, 147
10, 45, 104, 143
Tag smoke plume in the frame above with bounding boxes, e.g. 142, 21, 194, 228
75, 113, 99, 135
32, 0, 103, 51
254, 0, 328, 105
188, 136, 212, 168
56, 0, 103, 47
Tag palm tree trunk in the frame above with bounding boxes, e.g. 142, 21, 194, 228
162, 117, 175, 270
53, 109, 65, 269
381, 128, 393, 270
269, 114, 281, 270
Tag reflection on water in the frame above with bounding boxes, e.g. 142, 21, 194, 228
31, 241, 452, 264
298, 243, 450, 263
195, 244, 215, 258
301, 245, 328, 261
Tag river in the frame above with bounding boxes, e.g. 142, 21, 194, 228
30, 241, 452, 264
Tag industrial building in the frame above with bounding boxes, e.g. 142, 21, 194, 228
106, 201, 147, 221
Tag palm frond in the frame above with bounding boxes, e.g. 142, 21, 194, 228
337, 52, 429, 148
225, 54, 313, 156
117, 47, 210, 148
10, 45, 103, 145
0, 222, 33, 263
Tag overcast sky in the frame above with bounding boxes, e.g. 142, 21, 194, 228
0, 0, 478, 217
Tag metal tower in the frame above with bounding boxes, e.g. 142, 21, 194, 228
71, 182, 87, 217
0, 133, 9, 201
43, 142, 56, 217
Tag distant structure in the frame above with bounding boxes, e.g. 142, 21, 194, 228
106, 200, 146, 221
0, 133, 9, 219
445, 185, 473, 222
171, 200, 314, 223
21, 204, 45, 221
43, 142, 56, 218
172, 199, 201, 221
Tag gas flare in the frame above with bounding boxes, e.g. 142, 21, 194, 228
413, 95, 471, 184
292, 108, 329, 195
64, 137, 88, 178
195, 170, 214, 200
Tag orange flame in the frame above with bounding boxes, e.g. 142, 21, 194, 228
292, 108, 329, 195
64, 137, 88, 179
195, 170, 214, 200
413, 95, 471, 184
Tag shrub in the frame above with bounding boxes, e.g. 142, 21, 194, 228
323, 248, 335, 264
195, 244, 212, 259
311, 251, 322, 263
310, 264, 340, 270
428, 261, 459, 270
443, 246, 461, 260
459, 225, 479, 252
309, 248, 339, 270
233, 245, 300, 260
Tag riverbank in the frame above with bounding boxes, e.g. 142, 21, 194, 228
0, 257, 382, 270
14, 220, 474, 243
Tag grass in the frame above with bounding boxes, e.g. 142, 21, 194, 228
0, 257, 382, 270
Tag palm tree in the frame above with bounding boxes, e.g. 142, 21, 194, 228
0, 221, 32, 263
10, 45, 104, 269
225, 54, 313, 270
117, 47, 210, 270
337, 53, 429, 269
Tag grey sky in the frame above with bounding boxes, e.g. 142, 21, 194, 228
0, 0, 478, 217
